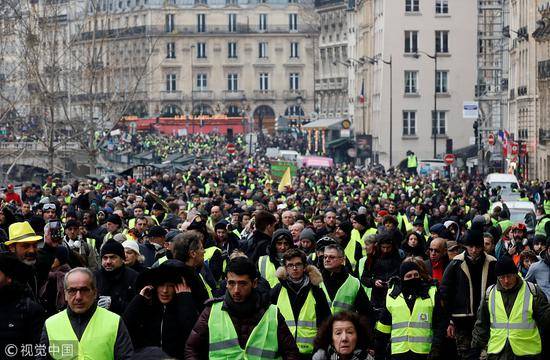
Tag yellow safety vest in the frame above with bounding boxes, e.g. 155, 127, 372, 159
379, 286, 436, 355
321, 274, 360, 314
45, 307, 119, 359
276, 287, 317, 354
258, 255, 279, 288
487, 281, 541, 356
199, 273, 213, 298
208, 301, 281, 359
344, 233, 363, 272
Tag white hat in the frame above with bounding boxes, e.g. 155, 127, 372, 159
122, 240, 140, 255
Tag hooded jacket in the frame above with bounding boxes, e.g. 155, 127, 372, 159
270, 265, 331, 328
94, 265, 139, 315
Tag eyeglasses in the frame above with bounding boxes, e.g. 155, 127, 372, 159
285, 263, 304, 270
324, 255, 343, 261
66, 287, 92, 296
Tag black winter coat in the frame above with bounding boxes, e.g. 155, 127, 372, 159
94, 266, 139, 315
123, 292, 199, 359
0, 284, 44, 358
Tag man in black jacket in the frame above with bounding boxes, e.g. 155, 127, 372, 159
0, 252, 44, 356
270, 249, 331, 357
245, 210, 277, 264
94, 240, 139, 315
439, 229, 496, 360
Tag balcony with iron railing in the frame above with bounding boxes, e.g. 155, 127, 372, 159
283, 89, 307, 100
160, 91, 183, 101
192, 90, 214, 101
253, 90, 276, 100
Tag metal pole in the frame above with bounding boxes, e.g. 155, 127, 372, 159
389, 56, 393, 167
433, 54, 438, 158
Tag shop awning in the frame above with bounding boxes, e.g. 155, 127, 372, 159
302, 118, 343, 130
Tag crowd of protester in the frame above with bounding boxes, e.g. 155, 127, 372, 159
1, 132, 550, 360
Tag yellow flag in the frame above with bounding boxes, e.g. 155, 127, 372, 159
278, 167, 292, 192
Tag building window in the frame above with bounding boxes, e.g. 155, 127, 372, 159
435, 0, 448, 14
228, 13, 237, 32
228, 42, 237, 58
404, 71, 418, 94
197, 14, 206, 33
259, 14, 267, 31
435, 31, 449, 53
432, 111, 446, 135
258, 42, 268, 58
165, 14, 174, 33
289, 13, 298, 31
166, 74, 176, 92
404, 31, 418, 53
196, 73, 207, 90
166, 42, 176, 59
403, 111, 416, 135
405, 0, 419, 12
197, 42, 207, 58
436, 70, 448, 93
290, 42, 299, 58
228, 73, 238, 91
289, 73, 300, 90
259, 73, 269, 90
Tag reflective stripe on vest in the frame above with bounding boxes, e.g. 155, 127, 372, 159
199, 273, 213, 299
321, 274, 360, 314
276, 287, 317, 354
45, 307, 119, 360
208, 301, 281, 359
487, 281, 541, 355
385, 286, 436, 355
259, 255, 279, 288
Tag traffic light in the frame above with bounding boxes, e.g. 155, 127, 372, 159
473, 120, 479, 144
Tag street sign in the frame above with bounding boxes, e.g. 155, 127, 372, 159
488, 133, 495, 145
463, 102, 479, 118
444, 154, 455, 165
227, 143, 236, 154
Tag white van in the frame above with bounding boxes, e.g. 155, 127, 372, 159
485, 173, 520, 191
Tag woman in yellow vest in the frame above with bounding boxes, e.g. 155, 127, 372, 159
271, 249, 331, 355
374, 261, 444, 360
471, 257, 550, 360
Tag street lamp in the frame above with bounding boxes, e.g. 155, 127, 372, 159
360, 55, 393, 166
414, 50, 438, 158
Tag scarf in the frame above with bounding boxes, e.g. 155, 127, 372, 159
224, 289, 259, 319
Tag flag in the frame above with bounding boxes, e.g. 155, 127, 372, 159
359, 79, 365, 104
278, 166, 292, 192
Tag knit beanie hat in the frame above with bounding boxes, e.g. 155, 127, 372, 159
101, 240, 126, 260
106, 214, 122, 227
299, 228, 316, 242
495, 257, 518, 277
337, 221, 353, 235
400, 261, 421, 279
354, 214, 368, 227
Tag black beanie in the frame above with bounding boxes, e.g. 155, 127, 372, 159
463, 229, 484, 247
106, 214, 122, 227
101, 240, 126, 260
400, 261, 421, 278
354, 214, 368, 228
337, 221, 353, 235
495, 257, 518, 277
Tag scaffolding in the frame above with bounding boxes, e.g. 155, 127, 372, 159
476, 0, 509, 171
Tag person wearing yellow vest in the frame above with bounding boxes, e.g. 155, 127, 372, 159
406, 150, 418, 176
270, 249, 331, 355
184, 257, 301, 359
471, 257, 550, 360
40, 267, 133, 359
335, 221, 363, 273
374, 261, 444, 359
212, 220, 240, 280
258, 229, 294, 288
320, 244, 374, 322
